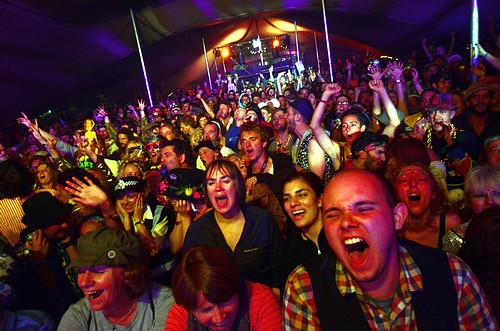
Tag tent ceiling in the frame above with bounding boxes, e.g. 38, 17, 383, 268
0, 0, 497, 130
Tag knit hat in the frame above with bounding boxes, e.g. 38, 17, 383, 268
67, 228, 140, 270
21, 192, 73, 230
290, 98, 314, 122
194, 140, 220, 153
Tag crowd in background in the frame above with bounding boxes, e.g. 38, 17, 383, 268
0, 19, 499, 330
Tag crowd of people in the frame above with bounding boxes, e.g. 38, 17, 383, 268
0, 23, 499, 330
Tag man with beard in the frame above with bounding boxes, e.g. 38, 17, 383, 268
453, 82, 500, 162
268, 108, 296, 155
96, 124, 118, 157
350, 131, 388, 173
283, 169, 497, 330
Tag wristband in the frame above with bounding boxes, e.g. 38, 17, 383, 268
319, 99, 328, 104
134, 221, 146, 226
61, 240, 75, 249
395, 79, 403, 84
484, 52, 488, 59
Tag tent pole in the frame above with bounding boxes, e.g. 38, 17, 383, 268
470, 0, 479, 82
130, 8, 153, 106
294, 21, 300, 63
314, 32, 320, 71
321, 0, 334, 82
202, 38, 213, 91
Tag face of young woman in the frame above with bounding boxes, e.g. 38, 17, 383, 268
283, 179, 322, 231
192, 293, 239, 331
78, 265, 129, 314
395, 165, 433, 217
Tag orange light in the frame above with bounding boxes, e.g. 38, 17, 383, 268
272, 39, 280, 48
221, 47, 230, 58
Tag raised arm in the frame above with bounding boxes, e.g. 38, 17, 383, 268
387, 61, 409, 115
477, 43, 500, 72
421, 38, 434, 62
369, 80, 401, 139
196, 93, 216, 119
311, 83, 342, 170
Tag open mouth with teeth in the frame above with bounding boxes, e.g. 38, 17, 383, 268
87, 290, 104, 300
344, 238, 369, 265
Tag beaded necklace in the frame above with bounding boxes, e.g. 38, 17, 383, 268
425, 125, 457, 151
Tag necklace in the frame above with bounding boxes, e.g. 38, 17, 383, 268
425, 125, 457, 151
276, 133, 292, 153
104, 300, 137, 331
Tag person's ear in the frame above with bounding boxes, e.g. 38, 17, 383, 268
180, 153, 186, 164
262, 139, 267, 148
359, 151, 367, 159
393, 202, 408, 231
450, 110, 456, 119
361, 125, 367, 132
317, 193, 323, 208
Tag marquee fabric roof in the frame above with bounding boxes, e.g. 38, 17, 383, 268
0, 0, 497, 130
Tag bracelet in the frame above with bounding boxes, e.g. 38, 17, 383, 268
484, 52, 488, 59
319, 99, 328, 104
134, 221, 146, 226
395, 79, 403, 84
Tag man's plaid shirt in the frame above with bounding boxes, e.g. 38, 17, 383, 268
283, 244, 498, 330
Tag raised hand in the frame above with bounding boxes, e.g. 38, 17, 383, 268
411, 67, 419, 81
138, 99, 146, 111
412, 117, 428, 140
25, 229, 49, 260
367, 65, 386, 80
323, 83, 342, 98
388, 61, 404, 80
64, 176, 108, 207
368, 79, 386, 94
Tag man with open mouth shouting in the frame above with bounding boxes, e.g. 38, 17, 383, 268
283, 169, 497, 330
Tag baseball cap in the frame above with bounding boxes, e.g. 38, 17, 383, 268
429, 93, 455, 111
67, 228, 140, 270
194, 140, 220, 153
290, 98, 314, 122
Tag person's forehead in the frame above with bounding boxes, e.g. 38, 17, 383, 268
342, 115, 360, 123
161, 145, 175, 153
241, 130, 260, 139
471, 89, 491, 96
199, 147, 214, 154
398, 165, 429, 177
325, 171, 386, 203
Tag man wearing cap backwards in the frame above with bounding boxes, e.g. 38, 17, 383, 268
286, 97, 334, 185
283, 169, 498, 330
453, 81, 500, 162
58, 228, 174, 331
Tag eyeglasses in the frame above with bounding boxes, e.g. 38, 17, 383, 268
145, 143, 160, 151
337, 101, 349, 105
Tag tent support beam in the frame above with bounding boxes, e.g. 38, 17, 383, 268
130, 8, 153, 106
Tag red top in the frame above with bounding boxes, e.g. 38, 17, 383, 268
165, 281, 283, 331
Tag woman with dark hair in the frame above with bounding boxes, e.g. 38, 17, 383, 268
58, 227, 174, 330
280, 171, 328, 287
388, 163, 462, 249
166, 245, 283, 331
182, 160, 282, 293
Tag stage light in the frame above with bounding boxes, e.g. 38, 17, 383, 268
252, 37, 261, 49
272, 39, 280, 48
221, 47, 230, 58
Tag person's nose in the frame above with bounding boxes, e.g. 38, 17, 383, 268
79, 271, 93, 288
289, 196, 299, 208
211, 305, 226, 324
409, 176, 418, 188
340, 210, 358, 229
